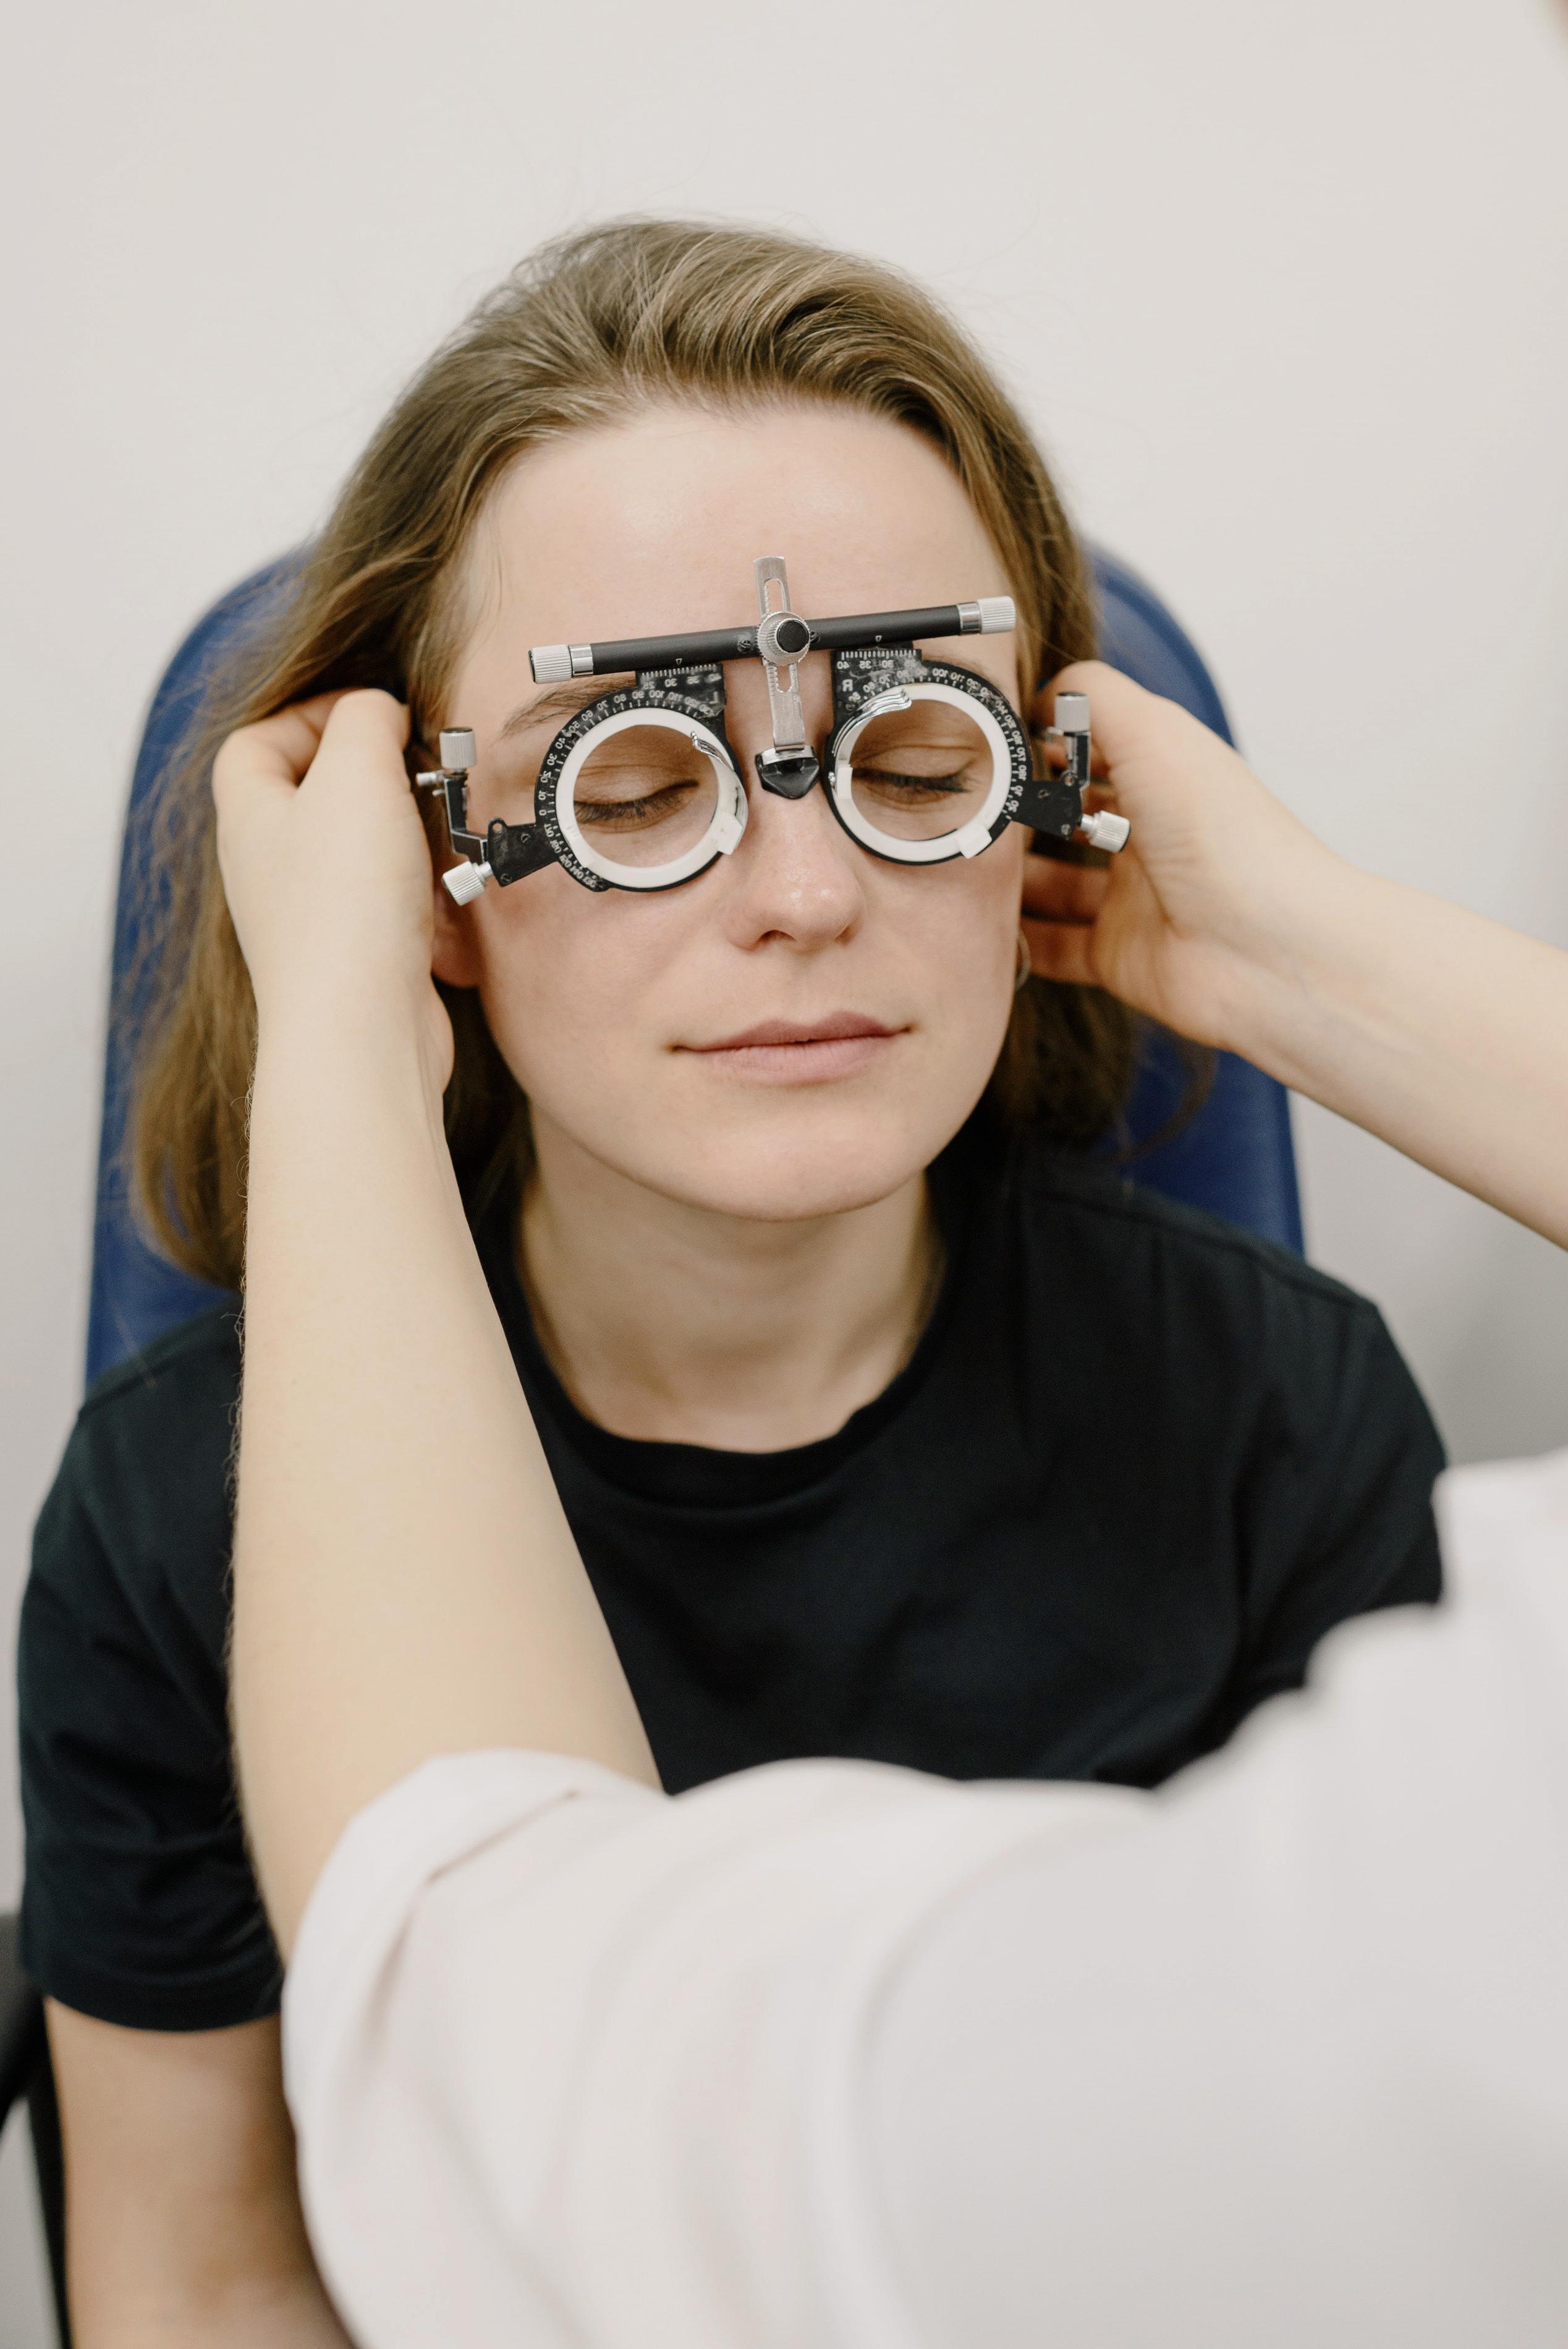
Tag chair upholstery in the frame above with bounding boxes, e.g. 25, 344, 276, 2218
85, 550, 1301, 1385
1090, 552, 1302, 1249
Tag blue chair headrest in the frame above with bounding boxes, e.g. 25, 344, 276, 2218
85, 548, 1300, 1385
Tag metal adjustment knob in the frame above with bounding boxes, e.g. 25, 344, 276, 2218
442, 860, 491, 905
756, 610, 813, 665
957, 597, 1017, 634
438, 729, 477, 771
1079, 809, 1130, 854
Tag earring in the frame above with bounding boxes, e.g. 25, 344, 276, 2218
1015, 928, 1032, 993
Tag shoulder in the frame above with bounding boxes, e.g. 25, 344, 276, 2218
983, 1147, 1444, 1623
69, 1300, 242, 1478
77, 1298, 244, 1430
1009, 1147, 1376, 1319
988, 1145, 1437, 1451
32, 1302, 242, 1616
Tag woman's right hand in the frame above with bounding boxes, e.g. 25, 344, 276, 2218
1021, 661, 1347, 1061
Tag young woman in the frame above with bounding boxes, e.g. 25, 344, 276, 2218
20, 219, 1442, 2343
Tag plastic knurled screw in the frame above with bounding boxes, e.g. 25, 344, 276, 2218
442, 860, 489, 904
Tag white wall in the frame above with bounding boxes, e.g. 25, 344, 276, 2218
4, 0, 1567, 2330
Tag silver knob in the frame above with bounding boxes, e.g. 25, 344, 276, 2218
957, 597, 1017, 635
438, 728, 477, 771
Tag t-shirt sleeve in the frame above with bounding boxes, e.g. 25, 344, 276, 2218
1223, 1279, 1445, 1736
18, 1375, 282, 2031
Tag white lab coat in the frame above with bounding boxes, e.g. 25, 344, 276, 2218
283, 1450, 1568, 2348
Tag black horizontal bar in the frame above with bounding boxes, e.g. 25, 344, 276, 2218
807, 606, 968, 651
587, 625, 759, 674
581, 603, 975, 676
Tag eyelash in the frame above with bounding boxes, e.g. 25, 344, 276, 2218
575, 784, 699, 827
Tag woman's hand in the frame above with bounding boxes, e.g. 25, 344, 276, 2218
212, 688, 452, 1084
1022, 661, 1345, 1058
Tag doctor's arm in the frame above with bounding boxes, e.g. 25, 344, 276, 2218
1025, 660, 1568, 1249
219, 691, 657, 1955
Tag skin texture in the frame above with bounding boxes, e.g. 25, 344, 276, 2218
429, 405, 1028, 1446
46, 2007, 351, 2348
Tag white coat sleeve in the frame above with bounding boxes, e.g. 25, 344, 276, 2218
283, 1451, 1568, 2349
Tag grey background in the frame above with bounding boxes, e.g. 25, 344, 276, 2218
4, 0, 1567, 2332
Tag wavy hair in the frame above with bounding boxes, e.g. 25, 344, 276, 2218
131, 217, 1135, 1287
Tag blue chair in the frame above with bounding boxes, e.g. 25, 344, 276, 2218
84, 550, 1301, 1385
1088, 553, 1302, 1252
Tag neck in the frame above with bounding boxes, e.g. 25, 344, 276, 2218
518, 1118, 942, 1451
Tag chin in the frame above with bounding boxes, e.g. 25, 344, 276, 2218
638, 1108, 949, 1223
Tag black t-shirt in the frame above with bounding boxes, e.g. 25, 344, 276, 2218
19, 1139, 1444, 2031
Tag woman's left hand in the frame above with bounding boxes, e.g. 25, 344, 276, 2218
213, 689, 453, 1084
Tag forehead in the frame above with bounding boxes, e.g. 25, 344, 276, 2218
458, 403, 1012, 665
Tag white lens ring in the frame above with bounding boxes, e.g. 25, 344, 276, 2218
551, 707, 746, 891
827, 681, 1017, 865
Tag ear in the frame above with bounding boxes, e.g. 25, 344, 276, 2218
430, 865, 484, 989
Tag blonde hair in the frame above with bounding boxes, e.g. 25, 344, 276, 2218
133, 218, 1132, 1288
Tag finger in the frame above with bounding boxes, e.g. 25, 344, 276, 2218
1020, 911, 1097, 988
215, 690, 409, 828
314, 687, 410, 765
1020, 856, 1109, 925
212, 693, 353, 814
298, 690, 413, 813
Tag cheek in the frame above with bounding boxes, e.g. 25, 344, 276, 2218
879, 832, 1023, 1012
465, 870, 690, 1094
845, 838, 1023, 1139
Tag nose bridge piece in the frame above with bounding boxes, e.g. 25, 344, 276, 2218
752, 557, 821, 799
732, 731, 863, 934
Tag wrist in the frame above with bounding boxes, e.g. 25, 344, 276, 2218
254, 975, 450, 1127
1218, 849, 1390, 1089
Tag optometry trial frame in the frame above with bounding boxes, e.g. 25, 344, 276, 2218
415, 556, 1130, 904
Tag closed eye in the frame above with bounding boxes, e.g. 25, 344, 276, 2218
575, 783, 702, 830
854, 767, 969, 799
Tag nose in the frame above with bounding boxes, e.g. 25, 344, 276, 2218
721, 755, 868, 951
719, 654, 866, 952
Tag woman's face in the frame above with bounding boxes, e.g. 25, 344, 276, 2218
434, 402, 1027, 1222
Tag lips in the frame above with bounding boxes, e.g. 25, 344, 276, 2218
685, 1013, 899, 1053
677, 1012, 904, 1083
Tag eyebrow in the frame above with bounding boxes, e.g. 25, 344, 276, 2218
495, 674, 635, 742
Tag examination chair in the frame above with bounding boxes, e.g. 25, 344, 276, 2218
1, 549, 1301, 2347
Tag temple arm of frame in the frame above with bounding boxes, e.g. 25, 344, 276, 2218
1020, 694, 1131, 853
528, 597, 1016, 682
